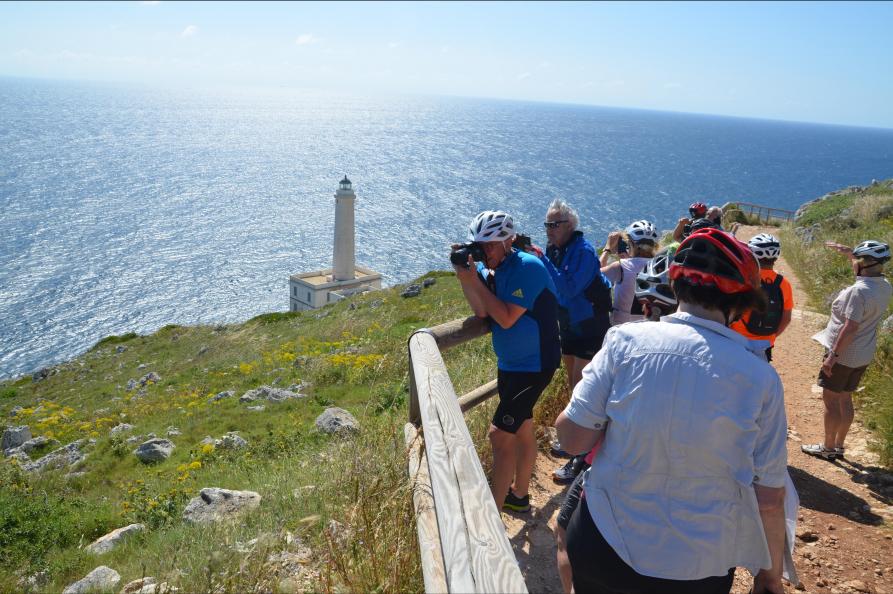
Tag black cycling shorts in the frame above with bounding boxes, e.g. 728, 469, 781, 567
566, 500, 735, 594
493, 367, 556, 434
558, 310, 610, 361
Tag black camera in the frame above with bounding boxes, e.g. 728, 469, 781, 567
617, 238, 629, 253
512, 234, 532, 251
450, 242, 486, 268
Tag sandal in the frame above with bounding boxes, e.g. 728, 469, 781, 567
801, 443, 840, 460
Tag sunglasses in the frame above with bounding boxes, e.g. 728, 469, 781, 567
543, 220, 568, 229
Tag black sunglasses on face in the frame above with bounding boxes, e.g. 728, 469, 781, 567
543, 220, 568, 229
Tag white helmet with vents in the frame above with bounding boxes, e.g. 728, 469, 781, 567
748, 233, 781, 260
626, 220, 659, 243
469, 210, 515, 242
635, 250, 677, 309
853, 240, 890, 262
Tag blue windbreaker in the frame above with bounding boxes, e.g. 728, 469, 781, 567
540, 231, 605, 325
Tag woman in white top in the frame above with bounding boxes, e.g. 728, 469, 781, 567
802, 239, 892, 460
599, 220, 659, 324
558, 228, 787, 594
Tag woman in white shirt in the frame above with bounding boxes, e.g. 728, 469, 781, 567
600, 220, 659, 324
802, 239, 892, 460
558, 228, 788, 594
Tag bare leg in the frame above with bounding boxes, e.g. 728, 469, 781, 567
835, 391, 855, 448
489, 424, 517, 507
570, 356, 590, 395
555, 524, 574, 594
822, 388, 843, 450
511, 419, 537, 497
562, 354, 576, 397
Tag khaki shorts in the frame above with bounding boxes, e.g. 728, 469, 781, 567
817, 360, 868, 393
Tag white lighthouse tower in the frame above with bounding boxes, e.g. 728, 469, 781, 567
288, 176, 382, 311
332, 176, 356, 281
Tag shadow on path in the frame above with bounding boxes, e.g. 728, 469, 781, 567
789, 464, 884, 525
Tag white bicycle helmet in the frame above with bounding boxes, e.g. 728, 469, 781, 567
626, 220, 659, 244
635, 250, 677, 309
469, 210, 514, 242
853, 240, 891, 262
748, 233, 781, 260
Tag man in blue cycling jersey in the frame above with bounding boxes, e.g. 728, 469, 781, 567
452, 210, 560, 513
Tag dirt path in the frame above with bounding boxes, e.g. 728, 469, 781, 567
501, 225, 893, 594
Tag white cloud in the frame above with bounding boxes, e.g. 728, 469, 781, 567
440, 45, 450, 54
295, 33, 318, 46
663, 82, 682, 90
387, 41, 400, 49
517, 72, 531, 81
180, 25, 198, 39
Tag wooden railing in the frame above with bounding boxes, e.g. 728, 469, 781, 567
725, 201, 796, 224
404, 316, 527, 593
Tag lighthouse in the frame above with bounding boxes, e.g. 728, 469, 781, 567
288, 177, 382, 311
332, 176, 356, 281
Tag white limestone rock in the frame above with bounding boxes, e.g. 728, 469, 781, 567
85, 523, 145, 554
23, 440, 85, 472
217, 432, 248, 449
110, 423, 134, 435
62, 566, 121, 594
315, 407, 359, 435
239, 385, 303, 404
133, 438, 175, 463
2, 425, 31, 452
182, 487, 261, 524
208, 390, 234, 403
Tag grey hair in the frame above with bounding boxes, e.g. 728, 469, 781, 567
547, 198, 579, 231
707, 206, 723, 218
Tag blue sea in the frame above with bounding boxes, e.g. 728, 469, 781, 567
2, 76, 893, 379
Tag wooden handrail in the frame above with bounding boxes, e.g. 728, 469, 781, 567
409, 316, 490, 425
405, 316, 527, 593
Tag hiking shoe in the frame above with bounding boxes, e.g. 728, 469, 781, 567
801, 444, 839, 460
502, 489, 531, 513
550, 440, 573, 459
552, 458, 581, 485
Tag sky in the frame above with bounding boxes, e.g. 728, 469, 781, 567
1, 1, 892, 128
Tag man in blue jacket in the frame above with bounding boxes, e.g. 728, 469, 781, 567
529, 199, 611, 483
453, 210, 560, 513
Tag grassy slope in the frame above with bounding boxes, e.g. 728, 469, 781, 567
778, 180, 893, 464
1, 270, 573, 593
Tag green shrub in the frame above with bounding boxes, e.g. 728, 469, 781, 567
0, 465, 113, 568
797, 192, 857, 227
250, 311, 303, 324
93, 332, 138, 348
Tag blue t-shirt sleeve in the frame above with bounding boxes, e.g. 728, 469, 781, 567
502, 256, 547, 310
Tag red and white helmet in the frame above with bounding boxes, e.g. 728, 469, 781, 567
689, 201, 708, 219
669, 228, 760, 294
